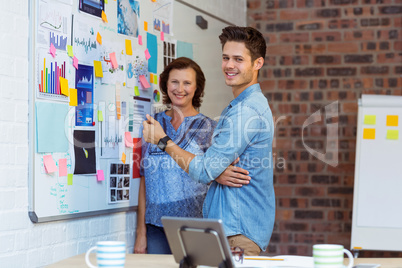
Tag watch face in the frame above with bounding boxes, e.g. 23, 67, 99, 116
157, 140, 166, 151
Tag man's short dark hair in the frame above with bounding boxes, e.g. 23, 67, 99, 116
219, 26, 266, 61
159, 57, 205, 109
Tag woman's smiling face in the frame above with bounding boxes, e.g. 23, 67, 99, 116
167, 68, 197, 109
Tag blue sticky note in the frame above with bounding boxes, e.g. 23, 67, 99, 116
177, 41, 193, 59
147, 32, 158, 73
36, 102, 69, 153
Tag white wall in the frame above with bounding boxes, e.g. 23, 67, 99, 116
0, 0, 245, 267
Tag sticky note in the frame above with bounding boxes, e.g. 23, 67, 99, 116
94, 60, 103, 77
73, 56, 79, 69
59, 158, 68, 177
161, 31, 164, 41
364, 115, 376, 125
386, 115, 398, 127
125, 39, 132, 55
125, 132, 133, 147
96, 32, 102, 44
110, 52, 118, 69
67, 45, 73, 57
134, 86, 140, 96
43, 155, 57, 173
144, 49, 151, 60
101, 10, 108, 23
105, 0, 108, 3
98, 110, 103, 121
144, 21, 148, 31
154, 74, 158, 84
150, 73, 154, 84
67, 174, 73, 185
139, 75, 151, 89
121, 152, 126, 164
59, 77, 69, 96
363, 128, 375, 140
387, 130, 399, 140
69, 88, 77, 106
97, 170, 105, 181
49, 43, 56, 57
138, 35, 143, 45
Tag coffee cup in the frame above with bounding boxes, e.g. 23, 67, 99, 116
85, 241, 126, 268
313, 244, 354, 268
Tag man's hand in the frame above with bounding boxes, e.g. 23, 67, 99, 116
142, 114, 167, 145
215, 158, 251, 187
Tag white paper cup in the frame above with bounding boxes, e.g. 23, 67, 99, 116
85, 241, 126, 268
313, 244, 354, 268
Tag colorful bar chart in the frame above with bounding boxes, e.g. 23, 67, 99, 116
39, 58, 66, 95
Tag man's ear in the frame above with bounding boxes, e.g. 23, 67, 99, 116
254, 57, 264, 70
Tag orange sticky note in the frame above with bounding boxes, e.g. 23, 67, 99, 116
69, 88, 77, 106
138, 35, 143, 45
125, 39, 132, 55
121, 152, 126, 164
386, 115, 398, 127
59, 158, 68, 177
59, 77, 69, 96
150, 73, 154, 84
43, 155, 57, 173
363, 128, 375, 140
96, 32, 102, 44
125, 132, 133, 147
144, 21, 148, 31
110, 52, 118, 68
97, 170, 105, 181
94, 60, 103, 77
101, 10, 108, 23
139, 75, 151, 88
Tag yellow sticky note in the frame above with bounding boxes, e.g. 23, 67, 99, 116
59, 77, 69, 96
69, 88, 77, 106
364, 115, 376, 125
134, 86, 140, 96
121, 152, 126, 164
144, 21, 148, 31
105, 0, 108, 3
386, 115, 399, 127
67, 174, 73, 185
67, 45, 73, 57
96, 32, 102, 44
154, 74, 158, 84
387, 130, 399, 140
94, 60, 103, 77
98, 110, 103, 121
363, 128, 375, 140
150, 73, 154, 84
125, 39, 132, 55
101, 10, 108, 23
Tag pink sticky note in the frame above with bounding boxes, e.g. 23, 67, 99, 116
139, 75, 151, 89
97, 170, 105, 181
73, 56, 79, 69
138, 35, 143, 45
49, 43, 56, 58
125, 132, 133, 147
160, 32, 164, 41
43, 155, 57, 173
110, 52, 118, 69
144, 49, 151, 60
59, 158, 68, 177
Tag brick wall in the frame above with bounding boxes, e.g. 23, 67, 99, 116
247, 0, 402, 257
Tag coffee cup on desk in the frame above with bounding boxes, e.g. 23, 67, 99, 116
85, 241, 126, 268
313, 244, 354, 268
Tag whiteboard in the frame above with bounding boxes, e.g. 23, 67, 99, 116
351, 94, 402, 252
28, 0, 232, 222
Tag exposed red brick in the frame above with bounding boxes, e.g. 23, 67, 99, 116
342, 102, 358, 113
280, 10, 309, 20
395, 41, 402, 51
268, 44, 293, 55
344, 6, 373, 17
295, 44, 326, 54
260, 80, 276, 90
377, 53, 402, 64
247, 0, 261, 9
312, 32, 342, 42
280, 33, 309, 43
328, 43, 359, 53
278, 79, 308, 90
344, 30, 375, 41
296, 0, 325, 8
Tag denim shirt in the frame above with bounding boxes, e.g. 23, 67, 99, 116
188, 84, 275, 251
141, 112, 217, 227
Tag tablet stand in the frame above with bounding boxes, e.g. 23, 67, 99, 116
177, 226, 231, 268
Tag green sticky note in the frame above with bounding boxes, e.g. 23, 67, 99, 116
364, 115, 376, 125
98, 110, 103, 121
134, 86, 140, 96
105, 0, 108, 3
154, 74, 158, 84
387, 130, 399, 140
67, 45, 73, 57
67, 174, 73, 185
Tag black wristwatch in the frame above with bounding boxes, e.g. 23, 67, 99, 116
157, 136, 172, 151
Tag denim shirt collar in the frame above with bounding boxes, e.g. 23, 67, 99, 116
228, 83, 261, 109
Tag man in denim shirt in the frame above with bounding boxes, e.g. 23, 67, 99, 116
143, 26, 274, 255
